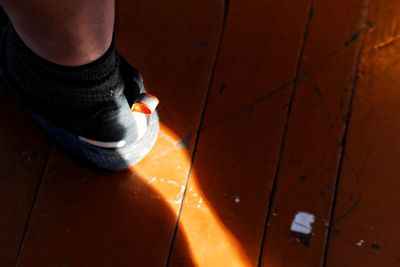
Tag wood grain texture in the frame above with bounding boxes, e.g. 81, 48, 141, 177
6, 0, 400, 266
327, 1, 400, 266
0, 98, 49, 267
261, 0, 367, 266
15, 1, 224, 266
168, 0, 312, 266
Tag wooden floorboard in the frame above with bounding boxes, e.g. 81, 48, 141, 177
2, 0, 399, 266
260, 0, 367, 266
14, 1, 224, 266
0, 98, 50, 267
326, 1, 400, 266
168, 0, 312, 266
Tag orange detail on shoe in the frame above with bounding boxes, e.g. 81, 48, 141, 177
132, 102, 152, 114
131, 93, 159, 114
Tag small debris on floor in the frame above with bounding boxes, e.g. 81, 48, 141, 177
356, 240, 365, 247
290, 212, 315, 235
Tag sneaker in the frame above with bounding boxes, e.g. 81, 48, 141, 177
0, 19, 159, 171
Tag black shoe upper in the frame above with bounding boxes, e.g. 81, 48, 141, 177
0, 21, 147, 144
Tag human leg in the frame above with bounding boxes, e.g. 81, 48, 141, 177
0, 0, 114, 66
0, 0, 159, 170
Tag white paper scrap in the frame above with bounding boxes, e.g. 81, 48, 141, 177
290, 212, 315, 235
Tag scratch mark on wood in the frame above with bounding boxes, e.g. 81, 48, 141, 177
204, 81, 292, 130
313, 86, 324, 103
219, 84, 226, 94
374, 33, 400, 49
333, 194, 362, 224
203, 24, 370, 135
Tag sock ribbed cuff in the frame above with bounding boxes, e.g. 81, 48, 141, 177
4, 24, 123, 108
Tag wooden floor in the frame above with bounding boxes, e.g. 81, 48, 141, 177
1, 0, 400, 266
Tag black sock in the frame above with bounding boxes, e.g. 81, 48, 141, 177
2, 24, 124, 112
